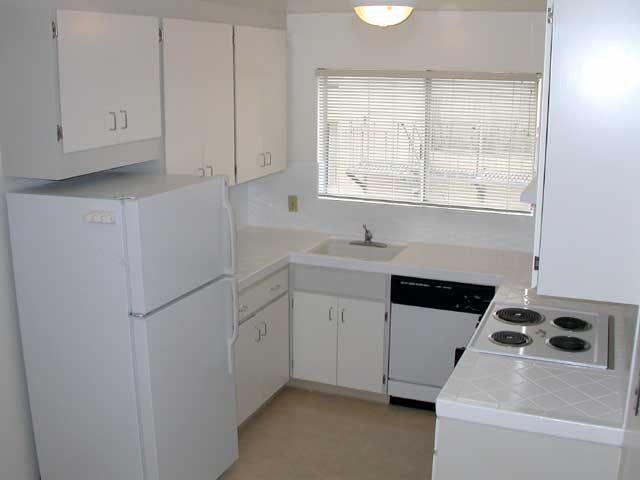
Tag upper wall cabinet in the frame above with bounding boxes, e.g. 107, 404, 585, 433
234, 26, 287, 184
56, 10, 161, 154
0, 7, 162, 180
163, 19, 235, 184
533, 0, 640, 305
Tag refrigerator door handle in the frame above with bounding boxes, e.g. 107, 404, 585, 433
226, 277, 240, 377
222, 177, 237, 276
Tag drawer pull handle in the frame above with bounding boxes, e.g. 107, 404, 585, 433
254, 326, 261, 343
108, 112, 117, 131
341, 309, 345, 324
329, 307, 334, 322
260, 321, 267, 337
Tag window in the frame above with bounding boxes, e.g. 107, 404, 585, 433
317, 70, 540, 214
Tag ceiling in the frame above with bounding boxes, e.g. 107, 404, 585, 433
205, 0, 546, 13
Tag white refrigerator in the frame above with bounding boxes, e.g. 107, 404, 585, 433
7, 173, 240, 480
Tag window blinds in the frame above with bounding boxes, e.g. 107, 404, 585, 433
317, 70, 540, 214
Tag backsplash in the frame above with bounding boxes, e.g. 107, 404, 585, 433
247, 161, 535, 252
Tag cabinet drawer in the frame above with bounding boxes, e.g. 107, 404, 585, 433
239, 268, 288, 321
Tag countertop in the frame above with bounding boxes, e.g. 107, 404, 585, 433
236, 226, 635, 446
237, 227, 326, 290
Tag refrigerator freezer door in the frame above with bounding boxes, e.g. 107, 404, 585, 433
132, 278, 239, 480
125, 176, 233, 314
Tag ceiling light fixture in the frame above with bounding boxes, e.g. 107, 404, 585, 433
351, 0, 418, 28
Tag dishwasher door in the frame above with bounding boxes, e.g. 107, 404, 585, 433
389, 304, 479, 388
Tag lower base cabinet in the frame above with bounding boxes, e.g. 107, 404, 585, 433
292, 291, 385, 394
432, 418, 621, 480
235, 294, 289, 425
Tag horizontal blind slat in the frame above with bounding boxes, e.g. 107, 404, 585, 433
317, 72, 539, 214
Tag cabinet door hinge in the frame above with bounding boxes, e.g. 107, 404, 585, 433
158, 27, 164, 43
547, 7, 553, 24
56, 124, 63, 142
382, 374, 386, 385
52, 20, 58, 39
534, 256, 540, 271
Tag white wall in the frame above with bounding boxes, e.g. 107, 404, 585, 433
247, 11, 546, 251
0, 3, 282, 479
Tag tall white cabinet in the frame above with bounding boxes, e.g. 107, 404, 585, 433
533, 0, 640, 305
234, 26, 288, 184
162, 19, 236, 183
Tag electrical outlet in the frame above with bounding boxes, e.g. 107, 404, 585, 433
288, 195, 298, 213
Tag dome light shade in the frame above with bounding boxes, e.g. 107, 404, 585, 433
351, 1, 417, 27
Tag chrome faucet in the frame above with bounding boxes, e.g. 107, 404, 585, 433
349, 225, 387, 248
363, 224, 373, 244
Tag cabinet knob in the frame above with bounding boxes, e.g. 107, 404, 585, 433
239, 304, 248, 313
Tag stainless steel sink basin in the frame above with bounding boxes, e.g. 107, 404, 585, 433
309, 238, 406, 262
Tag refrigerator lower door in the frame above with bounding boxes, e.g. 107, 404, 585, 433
125, 176, 234, 315
132, 278, 239, 480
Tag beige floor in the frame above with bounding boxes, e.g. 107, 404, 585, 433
223, 387, 436, 480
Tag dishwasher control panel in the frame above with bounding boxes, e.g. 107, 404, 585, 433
390, 276, 496, 315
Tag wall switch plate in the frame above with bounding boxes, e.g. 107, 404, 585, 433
288, 195, 298, 213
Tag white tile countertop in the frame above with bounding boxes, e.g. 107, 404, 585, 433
236, 226, 636, 446
236, 227, 327, 290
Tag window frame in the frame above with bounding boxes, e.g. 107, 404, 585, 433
316, 69, 542, 216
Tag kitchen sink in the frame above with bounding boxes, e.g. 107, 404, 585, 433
309, 238, 406, 262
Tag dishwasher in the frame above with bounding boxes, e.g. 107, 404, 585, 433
388, 276, 495, 407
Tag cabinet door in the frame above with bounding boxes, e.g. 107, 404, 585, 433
537, 0, 640, 304
56, 10, 161, 153
235, 318, 264, 425
163, 19, 235, 183
260, 28, 287, 175
292, 292, 338, 385
234, 26, 287, 184
337, 298, 385, 393
257, 295, 290, 401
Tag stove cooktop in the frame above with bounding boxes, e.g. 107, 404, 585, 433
469, 304, 610, 370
